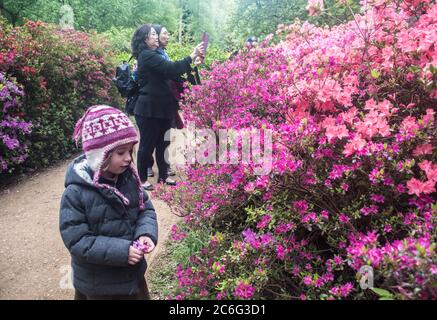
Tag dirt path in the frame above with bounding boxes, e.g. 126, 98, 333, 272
0, 156, 180, 300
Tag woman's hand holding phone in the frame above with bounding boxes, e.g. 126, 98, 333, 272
194, 56, 203, 67
190, 42, 205, 61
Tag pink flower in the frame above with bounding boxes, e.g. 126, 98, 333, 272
213, 262, 226, 274
343, 136, 367, 157
341, 107, 358, 124
423, 108, 435, 126
419, 160, 437, 182
360, 205, 378, 216
367, 248, 383, 267
334, 255, 343, 265
321, 210, 330, 220
234, 281, 255, 299
292, 266, 301, 276
257, 214, 272, 229
397, 184, 406, 193
171, 225, 188, 241
400, 116, 420, 135
329, 165, 348, 180
303, 276, 313, 286
242, 229, 261, 250
341, 183, 349, 191
307, 0, 324, 16
260, 233, 273, 246
275, 222, 294, 234
329, 286, 340, 296
384, 224, 392, 233
413, 144, 433, 157
325, 124, 349, 143
339, 283, 354, 297
216, 292, 226, 300
293, 200, 309, 214
314, 278, 325, 288
339, 214, 350, 224
421, 180, 436, 194
244, 182, 256, 193
407, 178, 436, 197
276, 244, 286, 260
371, 194, 385, 203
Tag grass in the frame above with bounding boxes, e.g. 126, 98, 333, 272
147, 238, 180, 300
147, 223, 212, 300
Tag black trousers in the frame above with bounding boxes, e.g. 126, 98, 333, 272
135, 116, 171, 182
74, 278, 151, 300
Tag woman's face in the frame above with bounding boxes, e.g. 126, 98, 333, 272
145, 28, 159, 50
159, 27, 170, 48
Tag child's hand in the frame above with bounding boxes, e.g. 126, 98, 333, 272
128, 246, 144, 265
136, 236, 156, 254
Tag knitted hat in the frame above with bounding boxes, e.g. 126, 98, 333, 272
73, 105, 144, 209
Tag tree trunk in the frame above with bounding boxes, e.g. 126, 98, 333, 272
178, 0, 184, 44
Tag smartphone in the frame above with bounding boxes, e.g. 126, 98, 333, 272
202, 32, 209, 56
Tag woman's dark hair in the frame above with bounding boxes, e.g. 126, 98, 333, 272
153, 24, 166, 48
152, 24, 163, 36
131, 24, 154, 59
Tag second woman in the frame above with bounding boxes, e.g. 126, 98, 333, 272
131, 24, 204, 190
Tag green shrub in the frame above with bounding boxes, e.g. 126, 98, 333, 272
0, 20, 122, 175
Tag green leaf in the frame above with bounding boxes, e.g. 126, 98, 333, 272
371, 288, 394, 299
371, 69, 381, 79
409, 65, 421, 73
415, 244, 426, 256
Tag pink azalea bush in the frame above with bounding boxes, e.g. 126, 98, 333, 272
155, 0, 436, 300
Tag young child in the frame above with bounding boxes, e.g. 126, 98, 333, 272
59, 105, 158, 300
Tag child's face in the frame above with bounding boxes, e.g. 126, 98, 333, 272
106, 143, 135, 176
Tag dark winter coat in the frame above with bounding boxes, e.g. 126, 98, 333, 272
59, 155, 158, 296
134, 49, 192, 120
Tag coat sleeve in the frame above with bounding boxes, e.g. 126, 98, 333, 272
142, 50, 192, 80
59, 186, 131, 267
134, 191, 158, 245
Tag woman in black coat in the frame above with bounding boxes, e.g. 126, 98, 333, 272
131, 24, 203, 190
145, 24, 202, 179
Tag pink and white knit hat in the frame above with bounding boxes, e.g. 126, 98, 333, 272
73, 105, 144, 209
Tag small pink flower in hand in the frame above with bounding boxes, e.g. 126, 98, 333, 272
134, 237, 155, 254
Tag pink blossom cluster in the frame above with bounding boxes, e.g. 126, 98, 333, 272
155, 0, 437, 300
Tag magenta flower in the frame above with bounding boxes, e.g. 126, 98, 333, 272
276, 244, 286, 260
339, 214, 350, 224
234, 281, 255, 299
371, 194, 385, 203
303, 276, 313, 286
133, 240, 150, 253
257, 214, 272, 229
